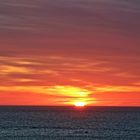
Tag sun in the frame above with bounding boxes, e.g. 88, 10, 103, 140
74, 101, 86, 107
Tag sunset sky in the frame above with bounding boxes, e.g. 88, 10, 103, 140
0, 0, 140, 106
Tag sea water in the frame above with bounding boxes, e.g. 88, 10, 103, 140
0, 106, 139, 140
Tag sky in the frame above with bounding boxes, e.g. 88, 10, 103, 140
0, 0, 140, 106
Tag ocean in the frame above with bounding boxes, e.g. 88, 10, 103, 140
0, 106, 139, 140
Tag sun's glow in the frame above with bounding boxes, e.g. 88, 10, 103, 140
74, 101, 86, 107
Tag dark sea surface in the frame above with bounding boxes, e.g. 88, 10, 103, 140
0, 106, 140, 140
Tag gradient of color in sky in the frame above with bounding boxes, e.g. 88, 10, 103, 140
0, 0, 140, 106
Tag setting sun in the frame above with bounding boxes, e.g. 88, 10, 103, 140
74, 101, 86, 107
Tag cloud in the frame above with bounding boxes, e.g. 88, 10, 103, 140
0, 85, 90, 97
0, 55, 113, 84
90, 85, 140, 93
0, 54, 139, 88
0, 0, 140, 39
0, 65, 32, 74
0, 83, 139, 106
0, 85, 94, 105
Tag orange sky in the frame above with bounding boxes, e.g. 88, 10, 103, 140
0, 0, 140, 106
